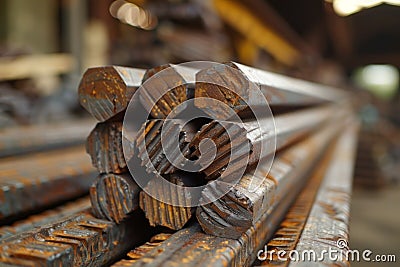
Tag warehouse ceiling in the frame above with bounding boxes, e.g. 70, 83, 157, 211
267, 0, 400, 71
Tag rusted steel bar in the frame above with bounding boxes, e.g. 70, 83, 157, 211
0, 196, 90, 242
118, 123, 349, 267
86, 121, 127, 174
259, 122, 358, 266
136, 119, 197, 175
112, 233, 172, 267
0, 209, 153, 266
90, 173, 140, 223
0, 146, 96, 222
78, 66, 146, 121
139, 64, 195, 118
139, 173, 197, 230
195, 62, 347, 119
286, 123, 358, 267
197, 115, 343, 238
0, 119, 94, 158
190, 105, 337, 180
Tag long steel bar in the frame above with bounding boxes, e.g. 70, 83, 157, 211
0, 196, 90, 242
0, 119, 94, 158
195, 62, 347, 119
287, 123, 358, 267
0, 146, 95, 222
78, 66, 146, 121
190, 104, 339, 180
259, 122, 358, 266
0, 209, 153, 266
197, 114, 343, 238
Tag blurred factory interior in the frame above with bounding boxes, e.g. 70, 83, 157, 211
0, 0, 399, 266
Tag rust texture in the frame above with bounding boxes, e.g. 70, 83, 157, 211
195, 62, 347, 119
78, 66, 146, 121
0, 209, 152, 266
190, 105, 336, 180
136, 119, 196, 175
112, 233, 172, 267
287, 123, 358, 267
90, 173, 141, 223
139, 174, 196, 230
0, 146, 96, 222
0, 197, 90, 242
139, 64, 192, 118
259, 141, 338, 266
86, 121, 127, 174
0, 119, 94, 158
197, 117, 342, 239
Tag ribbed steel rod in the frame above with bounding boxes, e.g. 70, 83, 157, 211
197, 114, 343, 238
190, 104, 339, 180
0, 146, 95, 222
195, 62, 347, 119
0, 119, 93, 158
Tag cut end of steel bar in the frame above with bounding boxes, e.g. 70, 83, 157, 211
139, 175, 195, 230
86, 121, 127, 174
79, 66, 145, 121
136, 119, 195, 175
140, 64, 190, 119
90, 173, 140, 223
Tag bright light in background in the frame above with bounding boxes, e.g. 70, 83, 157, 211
327, 0, 400, 16
353, 65, 399, 100
109, 0, 157, 30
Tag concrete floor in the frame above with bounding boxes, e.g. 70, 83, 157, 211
350, 185, 400, 266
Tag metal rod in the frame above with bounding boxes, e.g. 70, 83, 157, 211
0, 209, 153, 266
139, 173, 196, 230
195, 62, 347, 119
78, 66, 146, 121
136, 119, 197, 175
287, 122, 358, 267
190, 104, 339, 180
90, 173, 140, 223
0, 196, 90, 242
0, 119, 94, 158
86, 121, 126, 174
197, 114, 343, 238
139, 64, 193, 119
0, 146, 95, 222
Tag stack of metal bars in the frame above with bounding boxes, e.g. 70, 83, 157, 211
0, 62, 358, 267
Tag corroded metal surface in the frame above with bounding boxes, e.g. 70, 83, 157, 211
119, 130, 348, 267
78, 66, 146, 122
0, 119, 94, 158
86, 121, 127, 174
0, 146, 96, 222
136, 119, 196, 175
0, 197, 90, 242
112, 233, 172, 267
287, 123, 358, 267
90, 173, 140, 223
195, 62, 347, 119
190, 105, 337, 180
0, 209, 152, 266
139, 64, 193, 118
139, 174, 195, 230
197, 117, 342, 238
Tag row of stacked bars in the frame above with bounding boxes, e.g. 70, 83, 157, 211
78, 62, 356, 262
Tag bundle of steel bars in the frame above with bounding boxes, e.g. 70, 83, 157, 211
0, 62, 358, 267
